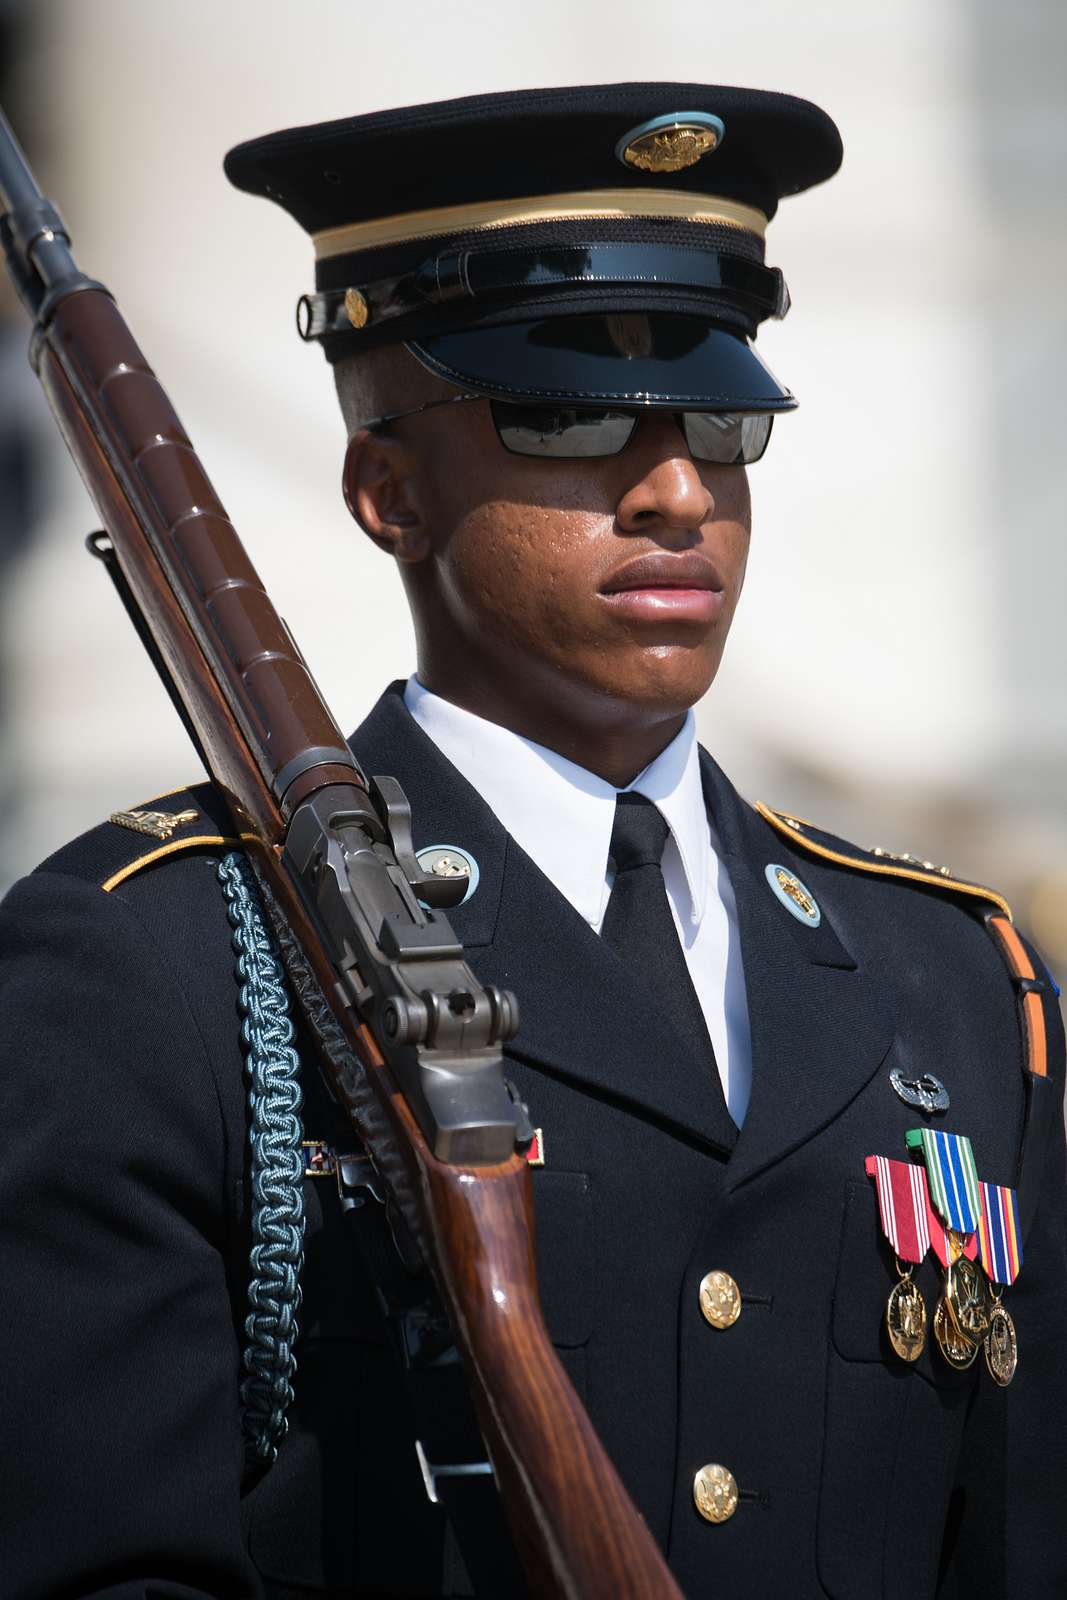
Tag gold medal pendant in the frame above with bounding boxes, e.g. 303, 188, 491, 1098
886, 1263, 926, 1362
934, 1299, 979, 1369
984, 1299, 1018, 1387
944, 1242, 993, 1343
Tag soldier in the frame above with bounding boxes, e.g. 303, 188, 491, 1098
2, 84, 1065, 1599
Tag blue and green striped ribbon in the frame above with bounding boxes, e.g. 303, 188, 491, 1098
905, 1128, 981, 1236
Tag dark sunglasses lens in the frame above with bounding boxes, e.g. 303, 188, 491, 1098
683, 412, 774, 464
491, 402, 637, 457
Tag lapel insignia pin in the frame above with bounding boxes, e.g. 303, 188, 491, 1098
524, 1128, 545, 1168
764, 863, 821, 927
616, 111, 725, 173
415, 844, 480, 905
110, 807, 198, 840
889, 1069, 949, 1114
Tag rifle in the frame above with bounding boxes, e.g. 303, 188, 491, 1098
0, 108, 684, 1599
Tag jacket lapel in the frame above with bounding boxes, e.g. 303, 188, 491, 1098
699, 752, 896, 1191
350, 686, 736, 1152
350, 687, 895, 1168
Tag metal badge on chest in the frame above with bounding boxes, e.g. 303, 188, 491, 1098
415, 844, 479, 905
764, 862, 821, 927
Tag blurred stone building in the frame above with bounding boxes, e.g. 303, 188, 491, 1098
1, 0, 1064, 980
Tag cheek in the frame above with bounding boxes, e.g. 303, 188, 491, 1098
709, 473, 752, 594
435, 467, 617, 649
436, 498, 608, 648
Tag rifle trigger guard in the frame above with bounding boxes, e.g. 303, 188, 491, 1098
335, 1150, 385, 1213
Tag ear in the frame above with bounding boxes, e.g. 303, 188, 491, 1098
342, 429, 432, 563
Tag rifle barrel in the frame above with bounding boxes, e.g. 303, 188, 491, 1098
0, 105, 96, 318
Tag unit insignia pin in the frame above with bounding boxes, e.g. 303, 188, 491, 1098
865, 1155, 932, 1360
415, 844, 480, 905
764, 863, 821, 927
616, 111, 725, 173
889, 1068, 949, 1114
110, 807, 198, 841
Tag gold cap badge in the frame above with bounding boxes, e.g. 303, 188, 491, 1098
617, 112, 725, 175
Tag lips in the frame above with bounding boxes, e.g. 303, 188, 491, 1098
600, 551, 723, 595
599, 551, 725, 624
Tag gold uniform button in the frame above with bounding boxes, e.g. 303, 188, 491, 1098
699, 1269, 741, 1328
693, 1463, 739, 1524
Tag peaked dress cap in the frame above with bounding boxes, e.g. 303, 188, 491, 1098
224, 82, 842, 410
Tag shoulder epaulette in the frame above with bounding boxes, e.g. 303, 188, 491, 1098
759, 803, 1055, 1084
101, 781, 240, 891
755, 801, 1012, 921
36, 780, 240, 893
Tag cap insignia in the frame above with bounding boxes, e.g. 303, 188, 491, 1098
616, 112, 725, 175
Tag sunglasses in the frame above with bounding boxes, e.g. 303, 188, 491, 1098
360, 393, 774, 464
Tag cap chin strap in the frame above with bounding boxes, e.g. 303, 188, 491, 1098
297, 241, 789, 343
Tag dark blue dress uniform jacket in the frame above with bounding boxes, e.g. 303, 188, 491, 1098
1, 684, 1064, 1599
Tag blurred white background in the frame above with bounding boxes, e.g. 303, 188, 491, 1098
1, 0, 1064, 972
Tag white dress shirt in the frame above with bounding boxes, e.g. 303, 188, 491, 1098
404, 677, 753, 1124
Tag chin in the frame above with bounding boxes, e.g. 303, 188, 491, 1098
593, 646, 722, 720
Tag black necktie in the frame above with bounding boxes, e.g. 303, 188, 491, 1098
601, 793, 735, 1134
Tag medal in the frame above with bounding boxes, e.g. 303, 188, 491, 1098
886, 1274, 927, 1361
984, 1301, 1018, 1386
864, 1155, 931, 1360
976, 1180, 1023, 1385
943, 1250, 993, 1342
905, 1130, 987, 1372
933, 1298, 979, 1370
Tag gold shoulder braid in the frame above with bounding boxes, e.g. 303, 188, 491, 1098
755, 802, 1012, 920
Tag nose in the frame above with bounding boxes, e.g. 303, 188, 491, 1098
615, 412, 713, 537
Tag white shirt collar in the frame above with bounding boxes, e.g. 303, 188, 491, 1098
403, 676, 710, 928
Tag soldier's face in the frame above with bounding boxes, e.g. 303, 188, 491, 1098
400, 398, 752, 725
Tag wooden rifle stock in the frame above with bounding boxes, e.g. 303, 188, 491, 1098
0, 110, 683, 1599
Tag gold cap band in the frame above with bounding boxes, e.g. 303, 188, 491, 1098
313, 188, 767, 259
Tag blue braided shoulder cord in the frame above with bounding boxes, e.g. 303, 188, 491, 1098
217, 850, 305, 1469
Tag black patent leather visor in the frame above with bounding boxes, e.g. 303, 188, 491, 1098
407, 313, 794, 412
